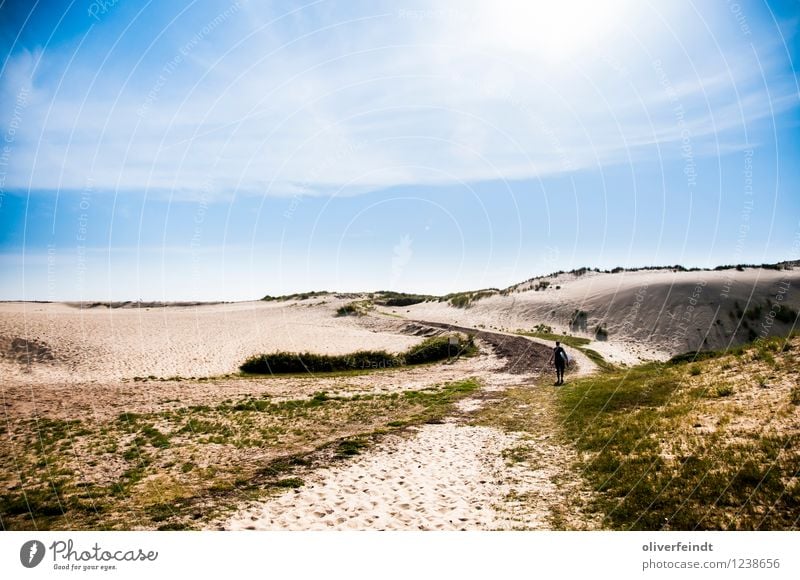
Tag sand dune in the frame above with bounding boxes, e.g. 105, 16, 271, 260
0, 299, 421, 383
3, 267, 795, 382
397, 267, 800, 363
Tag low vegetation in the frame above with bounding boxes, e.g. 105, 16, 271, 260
262, 291, 331, 301
0, 379, 480, 530
569, 309, 588, 332
556, 334, 800, 530
335, 300, 373, 317
372, 291, 436, 307
240, 335, 476, 375
509, 261, 796, 294
441, 290, 498, 309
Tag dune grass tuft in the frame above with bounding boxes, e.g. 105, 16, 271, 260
240, 335, 476, 375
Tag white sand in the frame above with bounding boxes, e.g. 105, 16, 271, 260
221, 423, 585, 531
0, 298, 422, 383
396, 267, 800, 363
225, 423, 522, 531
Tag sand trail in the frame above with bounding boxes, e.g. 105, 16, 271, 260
225, 422, 520, 531
221, 356, 594, 531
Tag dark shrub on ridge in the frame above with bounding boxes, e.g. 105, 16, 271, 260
240, 335, 474, 374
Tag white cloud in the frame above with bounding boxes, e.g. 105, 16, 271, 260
1, 0, 796, 197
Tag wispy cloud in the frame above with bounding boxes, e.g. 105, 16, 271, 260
1, 0, 797, 199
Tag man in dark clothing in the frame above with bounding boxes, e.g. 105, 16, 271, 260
548, 341, 569, 385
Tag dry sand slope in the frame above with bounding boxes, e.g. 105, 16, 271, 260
398, 267, 800, 364
0, 299, 422, 383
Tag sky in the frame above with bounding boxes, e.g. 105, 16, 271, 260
0, 0, 798, 301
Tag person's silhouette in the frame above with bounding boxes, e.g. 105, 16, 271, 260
549, 341, 569, 385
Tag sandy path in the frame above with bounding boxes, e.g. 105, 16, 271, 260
225, 422, 521, 530
220, 324, 595, 531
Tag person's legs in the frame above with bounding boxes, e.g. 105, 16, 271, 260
556, 364, 564, 384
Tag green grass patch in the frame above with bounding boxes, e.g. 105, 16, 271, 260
240, 335, 475, 374
441, 290, 497, 308
556, 352, 800, 530
336, 439, 368, 457
262, 291, 330, 301
335, 300, 373, 317
712, 384, 734, 398
372, 291, 436, 307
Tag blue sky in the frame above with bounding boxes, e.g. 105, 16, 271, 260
1, 0, 798, 300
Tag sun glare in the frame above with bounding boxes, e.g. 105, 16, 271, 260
475, 0, 632, 62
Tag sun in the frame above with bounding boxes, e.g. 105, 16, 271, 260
473, 0, 632, 62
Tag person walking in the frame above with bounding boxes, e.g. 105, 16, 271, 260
548, 341, 569, 385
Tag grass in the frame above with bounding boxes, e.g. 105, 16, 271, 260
240, 335, 476, 375
668, 333, 795, 367
441, 290, 497, 308
581, 349, 616, 373
713, 384, 734, 397
335, 300, 373, 317
262, 291, 330, 301
0, 379, 479, 531
372, 291, 436, 307
555, 335, 800, 530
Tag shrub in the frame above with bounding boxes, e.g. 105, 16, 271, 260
262, 291, 329, 301
240, 349, 396, 374
570, 310, 588, 332
240, 334, 473, 374
373, 292, 434, 307
714, 384, 734, 397
335, 300, 372, 317
774, 304, 798, 324
442, 290, 496, 308
405, 335, 475, 365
